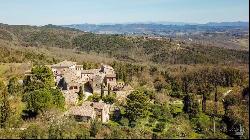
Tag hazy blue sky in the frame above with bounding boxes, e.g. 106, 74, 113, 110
0, 0, 248, 25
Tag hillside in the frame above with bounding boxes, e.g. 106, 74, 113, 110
62, 22, 249, 50
62, 22, 249, 34
0, 23, 248, 66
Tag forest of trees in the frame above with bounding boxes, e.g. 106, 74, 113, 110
0, 63, 248, 139
0, 23, 249, 65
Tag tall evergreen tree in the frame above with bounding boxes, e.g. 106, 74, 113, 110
108, 83, 111, 96
101, 83, 104, 99
0, 88, 11, 128
77, 86, 84, 101
7, 77, 21, 95
125, 90, 150, 122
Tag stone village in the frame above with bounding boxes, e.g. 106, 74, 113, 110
46, 60, 133, 123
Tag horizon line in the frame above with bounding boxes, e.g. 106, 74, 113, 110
0, 20, 249, 26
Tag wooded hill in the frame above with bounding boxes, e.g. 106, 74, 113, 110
0, 23, 248, 65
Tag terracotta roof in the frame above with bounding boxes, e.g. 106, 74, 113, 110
81, 70, 95, 74
92, 75, 103, 85
64, 92, 78, 103
24, 70, 31, 74
61, 69, 83, 85
52, 60, 77, 68
69, 106, 95, 117
105, 74, 116, 77
81, 69, 100, 74
101, 64, 114, 70
82, 101, 93, 107
92, 102, 109, 110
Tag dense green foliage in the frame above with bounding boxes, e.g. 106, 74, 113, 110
23, 88, 65, 113
24, 89, 53, 113
125, 90, 150, 122
92, 93, 101, 102
72, 33, 249, 65
77, 86, 84, 102
7, 77, 22, 95
0, 64, 248, 139
0, 46, 52, 64
23, 65, 55, 92
90, 119, 102, 137
102, 94, 116, 104
0, 88, 11, 128
22, 66, 65, 114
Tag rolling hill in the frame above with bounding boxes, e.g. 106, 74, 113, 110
0, 23, 248, 66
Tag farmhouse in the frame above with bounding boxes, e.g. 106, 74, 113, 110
69, 102, 96, 122
68, 101, 111, 123
104, 73, 117, 87
92, 102, 111, 123
51, 60, 78, 71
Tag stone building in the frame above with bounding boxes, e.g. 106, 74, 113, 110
49, 60, 118, 104
104, 74, 117, 88
92, 102, 111, 123
68, 101, 111, 123
68, 102, 96, 122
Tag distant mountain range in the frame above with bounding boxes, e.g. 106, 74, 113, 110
64, 21, 249, 26
95, 21, 199, 26
203, 21, 249, 27
61, 21, 249, 35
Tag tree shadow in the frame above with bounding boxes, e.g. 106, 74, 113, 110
21, 110, 38, 120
